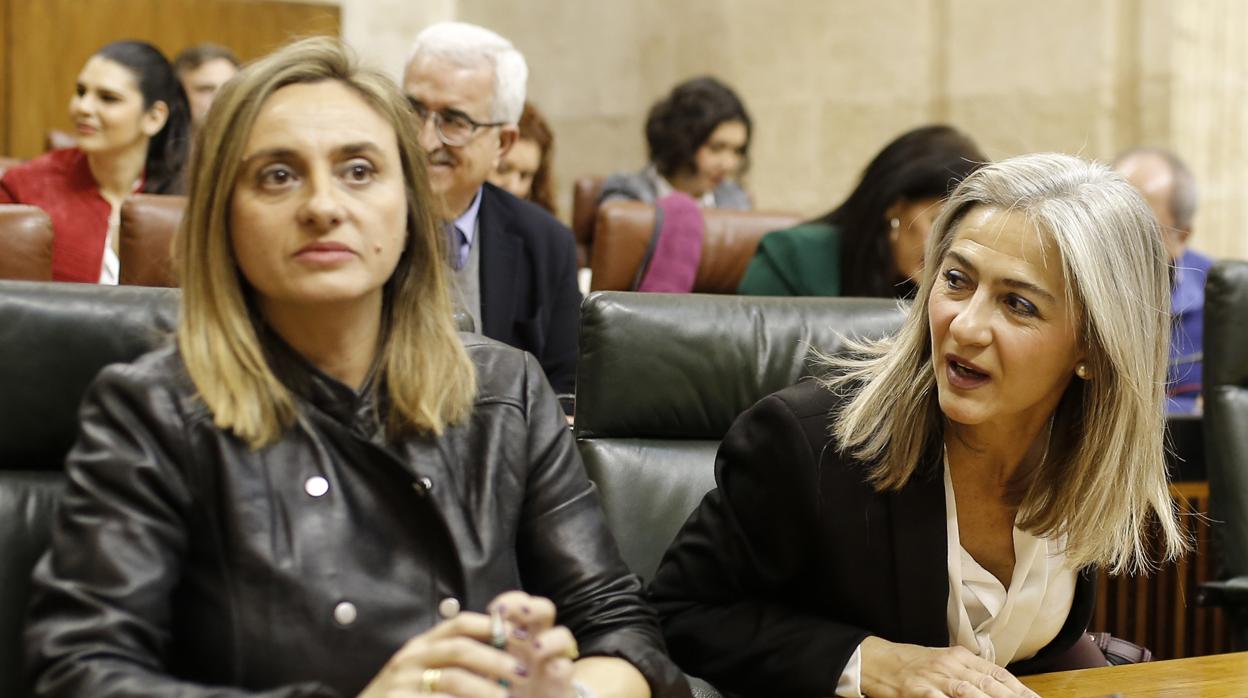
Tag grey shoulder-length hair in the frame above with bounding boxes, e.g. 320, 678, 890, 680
823, 152, 1187, 575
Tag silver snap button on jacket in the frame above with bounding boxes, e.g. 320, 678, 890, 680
304, 476, 329, 498
437, 597, 461, 619
333, 601, 357, 626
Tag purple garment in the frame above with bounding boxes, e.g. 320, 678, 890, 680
1167, 248, 1213, 413
636, 192, 705, 293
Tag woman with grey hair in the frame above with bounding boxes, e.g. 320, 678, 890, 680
650, 153, 1187, 697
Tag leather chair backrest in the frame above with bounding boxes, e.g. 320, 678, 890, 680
0, 157, 24, 178
1204, 260, 1248, 580
575, 291, 906, 580
589, 201, 799, 293
0, 281, 178, 697
571, 176, 605, 267
119, 194, 187, 287
0, 206, 54, 281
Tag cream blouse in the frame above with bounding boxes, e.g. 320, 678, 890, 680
835, 458, 1077, 697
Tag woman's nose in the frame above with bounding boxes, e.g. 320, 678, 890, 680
297, 174, 346, 230
948, 292, 992, 347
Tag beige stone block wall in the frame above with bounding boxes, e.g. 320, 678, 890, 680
334, 0, 1246, 261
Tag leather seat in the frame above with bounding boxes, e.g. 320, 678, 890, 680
0, 281, 178, 697
0, 205, 54, 281
1198, 260, 1248, 647
589, 201, 799, 292
575, 292, 906, 581
571, 176, 605, 267
574, 292, 904, 698
119, 194, 187, 287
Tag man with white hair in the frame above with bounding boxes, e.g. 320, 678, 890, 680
1113, 147, 1213, 413
404, 22, 580, 399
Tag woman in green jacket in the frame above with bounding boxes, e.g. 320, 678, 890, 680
739, 125, 985, 298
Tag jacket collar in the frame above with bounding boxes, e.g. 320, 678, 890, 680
259, 324, 385, 441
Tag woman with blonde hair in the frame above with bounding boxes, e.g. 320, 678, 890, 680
25, 37, 687, 698
651, 153, 1186, 697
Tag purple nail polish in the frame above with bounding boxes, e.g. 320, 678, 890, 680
521, 605, 530, 614
533, 639, 542, 649
513, 627, 530, 640
514, 664, 528, 677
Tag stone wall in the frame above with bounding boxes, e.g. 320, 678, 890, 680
336, 0, 1245, 260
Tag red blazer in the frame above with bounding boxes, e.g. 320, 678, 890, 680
0, 149, 115, 282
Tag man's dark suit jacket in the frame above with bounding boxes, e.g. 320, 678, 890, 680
649, 379, 1097, 697
476, 183, 580, 395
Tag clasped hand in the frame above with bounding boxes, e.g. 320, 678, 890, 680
359, 590, 579, 698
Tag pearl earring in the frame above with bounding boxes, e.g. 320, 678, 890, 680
890, 217, 900, 229
1075, 363, 1090, 380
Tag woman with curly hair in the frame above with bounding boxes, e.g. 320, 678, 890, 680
600, 76, 751, 210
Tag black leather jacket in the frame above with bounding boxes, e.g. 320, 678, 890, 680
26, 334, 690, 698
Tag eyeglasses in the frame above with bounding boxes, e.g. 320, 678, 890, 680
407, 97, 505, 147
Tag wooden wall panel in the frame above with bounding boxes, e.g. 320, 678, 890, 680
1092, 482, 1235, 660
0, 0, 10, 155
3, 0, 340, 158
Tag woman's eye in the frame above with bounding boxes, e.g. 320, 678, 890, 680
342, 160, 376, 184
943, 268, 967, 289
1006, 294, 1038, 317
258, 165, 296, 188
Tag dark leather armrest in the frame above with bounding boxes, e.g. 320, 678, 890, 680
1196, 577, 1248, 608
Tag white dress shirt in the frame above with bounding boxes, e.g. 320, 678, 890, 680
835, 457, 1077, 697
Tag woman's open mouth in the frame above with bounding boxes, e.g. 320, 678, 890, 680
946, 356, 990, 389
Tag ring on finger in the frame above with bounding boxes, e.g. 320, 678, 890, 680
490, 606, 508, 650
419, 667, 441, 693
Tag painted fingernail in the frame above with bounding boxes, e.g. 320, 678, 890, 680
513, 627, 530, 640
514, 664, 528, 677
532, 639, 542, 649
521, 605, 530, 614
497, 677, 511, 689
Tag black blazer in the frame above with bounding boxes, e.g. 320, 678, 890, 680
649, 379, 1096, 697
477, 183, 581, 395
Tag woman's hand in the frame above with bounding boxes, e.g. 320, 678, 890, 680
489, 591, 578, 698
357, 611, 527, 698
860, 636, 1040, 698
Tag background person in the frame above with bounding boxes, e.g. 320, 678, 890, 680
738, 125, 984, 298
488, 101, 558, 215
403, 22, 581, 398
173, 42, 241, 131
651, 153, 1187, 697
0, 40, 190, 283
1113, 147, 1212, 413
24, 37, 687, 698
600, 76, 752, 210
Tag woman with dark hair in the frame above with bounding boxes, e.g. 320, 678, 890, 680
600, 76, 752, 210
489, 101, 558, 215
738, 125, 984, 298
0, 40, 190, 283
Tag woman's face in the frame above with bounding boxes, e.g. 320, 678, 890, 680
887, 196, 943, 284
928, 205, 1085, 434
229, 80, 408, 320
690, 119, 747, 195
488, 137, 541, 201
69, 56, 166, 155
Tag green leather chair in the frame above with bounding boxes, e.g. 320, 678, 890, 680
574, 291, 906, 698
1199, 260, 1248, 648
574, 291, 907, 581
0, 280, 179, 698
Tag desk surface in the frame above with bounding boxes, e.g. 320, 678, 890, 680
1020, 651, 1248, 697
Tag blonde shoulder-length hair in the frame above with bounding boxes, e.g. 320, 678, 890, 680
174, 36, 475, 448
824, 152, 1186, 575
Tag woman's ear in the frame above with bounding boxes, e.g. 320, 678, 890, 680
142, 100, 170, 137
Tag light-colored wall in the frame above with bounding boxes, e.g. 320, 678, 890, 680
337, 0, 1246, 261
